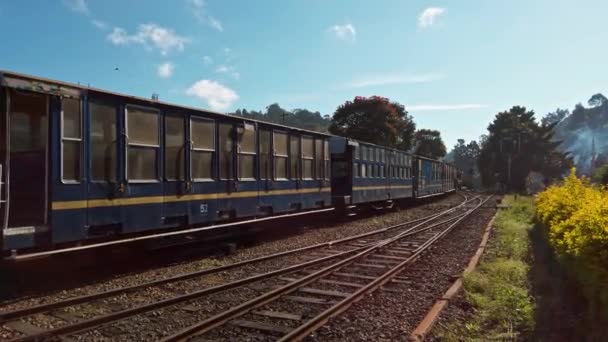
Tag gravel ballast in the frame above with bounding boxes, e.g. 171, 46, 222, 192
310, 202, 497, 341
0, 194, 464, 341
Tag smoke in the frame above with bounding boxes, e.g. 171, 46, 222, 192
554, 122, 608, 174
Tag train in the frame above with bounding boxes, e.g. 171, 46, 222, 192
0, 70, 460, 257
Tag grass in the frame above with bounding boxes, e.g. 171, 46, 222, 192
434, 195, 536, 341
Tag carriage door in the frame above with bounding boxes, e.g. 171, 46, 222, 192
235, 123, 257, 217
216, 122, 237, 219
123, 105, 162, 232
87, 100, 121, 229
163, 114, 188, 224
6, 89, 48, 228
330, 141, 352, 199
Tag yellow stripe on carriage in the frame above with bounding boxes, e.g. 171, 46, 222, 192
51, 187, 332, 211
352, 185, 412, 191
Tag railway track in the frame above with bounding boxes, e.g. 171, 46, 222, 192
0, 194, 482, 341
162, 195, 490, 341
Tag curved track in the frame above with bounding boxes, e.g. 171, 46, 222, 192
1, 194, 475, 341
163, 195, 489, 341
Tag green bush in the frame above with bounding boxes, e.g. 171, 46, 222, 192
593, 164, 608, 185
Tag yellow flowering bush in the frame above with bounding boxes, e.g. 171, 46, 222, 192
535, 168, 608, 313
536, 168, 608, 259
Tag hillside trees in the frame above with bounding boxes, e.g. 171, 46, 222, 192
329, 96, 416, 150
231, 103, 331, 132
541, 108, 569, 127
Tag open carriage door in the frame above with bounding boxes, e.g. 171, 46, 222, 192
1, 87, 50, 251
0, 73, 83, 250
6, 89, 48, 228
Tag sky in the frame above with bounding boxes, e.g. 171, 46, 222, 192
1, 0, 607, 148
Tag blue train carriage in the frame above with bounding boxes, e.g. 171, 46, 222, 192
329, 137, 414, 213
413, 156, 445, 198
0, 70, 331, 254
442, 162, 458, 193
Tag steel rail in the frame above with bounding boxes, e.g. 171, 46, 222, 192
5, 196, 473, 342
280, 196, 490, 341
160, 198, 480, 342
0, 195, 467, 323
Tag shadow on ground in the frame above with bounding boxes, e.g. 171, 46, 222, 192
530, 225, 607, 342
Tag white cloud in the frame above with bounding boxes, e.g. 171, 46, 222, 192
186, 80, 238, 111
203, 56, 213, 65
215, 65, 240, 80
63, 0, 89, 14
107, 23, 189, 55
91, 19, 107, 30
408, 104, 488, 111
328, 24, 356, 42
342, 72, 443, 89
215, 65, 229, 73
157, 62, 174, 78
208, 17, 223, 31
418, 7, 446, 28
187, 0, 224, 31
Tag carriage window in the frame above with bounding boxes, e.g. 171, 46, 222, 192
62, 98, 81, 181
127, 106, 159, 181
90, 102, 117, 181
290, 135, 299, 179
191, 119, 215, 180
219, 123, 234, 179
165, 116, 184, 180
259, 129, 271, 179
354, 145, 359, 160
324, 140, 330, 180
380, 165, 385, 178
238, 124, 256, 179
361, 163, 366, 177
274, 131, 288, 179
315, 139, 323, 179
302, 136, 314, 179
367, 164, 372, 178
354, 162, 359, 177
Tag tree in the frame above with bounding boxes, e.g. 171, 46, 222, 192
452, 139, 480, 173
230, 104, 331, 133
541, 108, 569, 127
592, 164, 608, 185
588, 93, 608, 108
413, 129, 446, 159
329, 96, 416, 149
478, 106, 572, 191
451, 139, 481, 188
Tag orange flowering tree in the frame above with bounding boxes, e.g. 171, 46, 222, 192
329, 96, 416, 150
